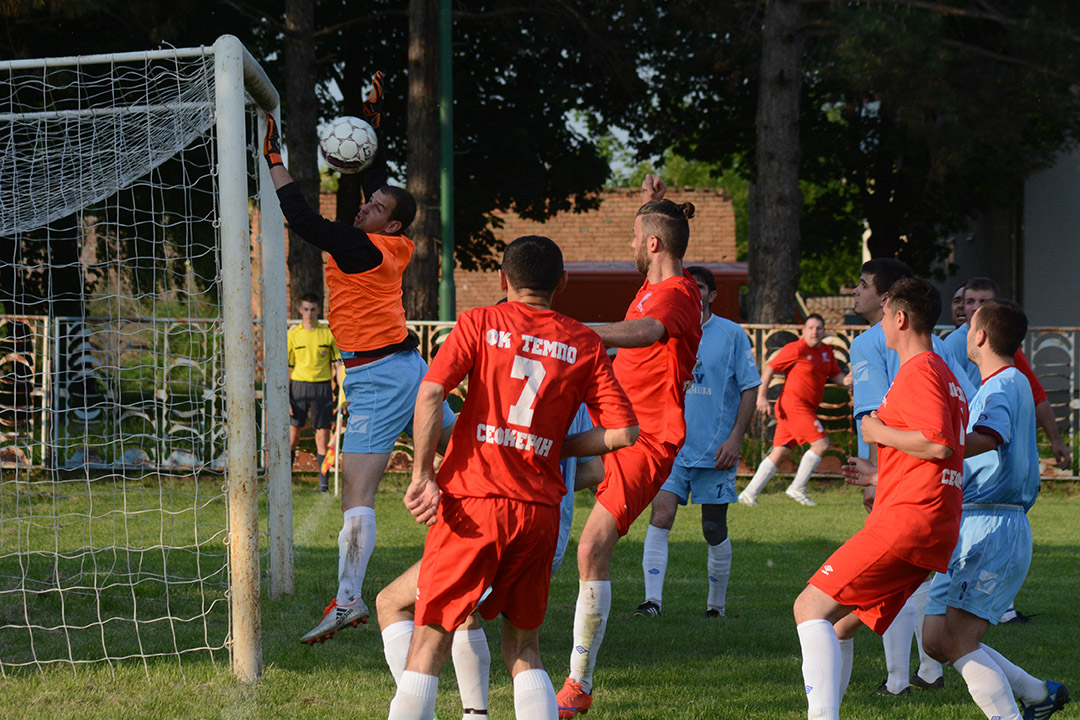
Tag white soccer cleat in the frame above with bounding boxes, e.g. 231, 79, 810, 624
737, 491, 758, 506
300, 596, 369, 644
785, 487, 817, 507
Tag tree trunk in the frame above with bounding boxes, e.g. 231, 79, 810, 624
403, 0, 442, 321
283, 0, 324, 313
748, 0, 805, 323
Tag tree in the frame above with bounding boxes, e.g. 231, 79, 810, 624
282, 0, 325, 312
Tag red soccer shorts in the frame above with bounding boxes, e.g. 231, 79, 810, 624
773, 401, 827, 447
595, 432, 678, 537
415, 494, 559, 632
808, 527, 932, 635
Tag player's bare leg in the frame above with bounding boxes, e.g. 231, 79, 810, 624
740, 444, 792, 505
379, 561, 491, 717
786, 436, 828, 507
300, 452, 389, 644
314, 426, 332, 491
389, 623, 454, 720
636, 490, 678, 617
558, 504, 620, 717
501, 621, 558, 718
793, 584, 857, 720
832, 611, 863, 703
925, 607, 1030, 719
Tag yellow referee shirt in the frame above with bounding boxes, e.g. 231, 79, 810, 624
288, 324, 341, 382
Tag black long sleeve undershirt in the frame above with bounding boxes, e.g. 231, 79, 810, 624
276, 182, 383, 274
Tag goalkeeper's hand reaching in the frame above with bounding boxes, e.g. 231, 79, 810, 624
263, 112, 283, 169
362, 71, 384, 129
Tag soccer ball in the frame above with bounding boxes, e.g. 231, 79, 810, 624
318, 116, 378, 174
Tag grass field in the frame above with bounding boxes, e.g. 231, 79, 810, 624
0, 475, 1077, 719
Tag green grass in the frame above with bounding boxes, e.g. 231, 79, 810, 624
1, 476, 1078, 719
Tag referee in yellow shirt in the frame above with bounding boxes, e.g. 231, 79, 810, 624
289, 293, 342, 491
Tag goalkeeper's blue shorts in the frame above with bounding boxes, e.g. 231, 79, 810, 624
340, 349, 455, 454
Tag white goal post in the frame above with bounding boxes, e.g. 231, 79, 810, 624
0, 35, 290, 682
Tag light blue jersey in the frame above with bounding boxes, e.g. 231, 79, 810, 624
926, 366, 1040, 622
963, 366, 1040, 510
676, 315, 761, 470
850, 323, 975, 457
942, 324, 982, 389
552, 404, 595, 573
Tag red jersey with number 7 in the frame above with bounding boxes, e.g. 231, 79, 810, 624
424, 302, 638, 507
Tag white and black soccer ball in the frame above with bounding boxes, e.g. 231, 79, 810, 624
318, 116, 378, 174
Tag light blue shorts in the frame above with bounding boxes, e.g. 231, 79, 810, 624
341, 349, 455, 454
925, 505, 1032, 624
659, 463, 737, 505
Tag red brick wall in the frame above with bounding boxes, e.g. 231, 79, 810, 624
455, 187, 737, 313
308, 187, 736, 316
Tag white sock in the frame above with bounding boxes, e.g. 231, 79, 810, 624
955, 649, 1021, 720
881, 595, 916, 693
743, 457, 778, 499
706, 538, 731, 613
382, 620, 415, 685
788, 450, 822, 493
388, 670, 439, 720
838, 637, 854, 701
980, 643, 1047, 705
452, 628, 490, 715
797, 619, 841, 720
337, 506, 375, 604
513, 668, 557, 720
642, 525, 669, 606
909, 578, 943, 682
568, 580, 611, 694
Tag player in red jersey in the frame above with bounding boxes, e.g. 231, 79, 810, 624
387, 236, 638, 720
793, 278, 968, 720
740, 314, 848, 507
556, 175, 703, 718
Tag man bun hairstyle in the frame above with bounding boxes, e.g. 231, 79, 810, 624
637, 199, 695, 259
686, 265, 716, 293
502, 235, 564, 293
379, 184, 417, 233
860, 258, 913, 295
973, 298, 1027, 357
885, 277, 940, 333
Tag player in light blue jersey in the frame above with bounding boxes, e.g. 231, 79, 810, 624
923, 299, 1071, 720
942, 277, 1070, 470
848, 258, 949, 695
632, 266, 760, 619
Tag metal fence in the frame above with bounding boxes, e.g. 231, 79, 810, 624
2, 317, 1075, 479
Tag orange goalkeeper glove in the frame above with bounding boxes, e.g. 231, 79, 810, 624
362, 71, 384, 129
263, 112, 283, 168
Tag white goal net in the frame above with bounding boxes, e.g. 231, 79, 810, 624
0, 36, 290, 681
